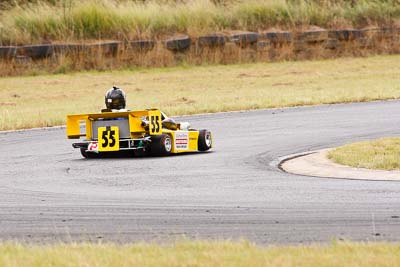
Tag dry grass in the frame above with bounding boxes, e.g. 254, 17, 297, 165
0, 241, 400, 267
0, 55, 399, 131
0, 0, 399, 44
328, 137, 400, 170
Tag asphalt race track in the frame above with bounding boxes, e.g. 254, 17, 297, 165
1, 101, 400, 244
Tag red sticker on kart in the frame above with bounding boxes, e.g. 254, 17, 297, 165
88, 142, 98, 151
175, 132, 189, 150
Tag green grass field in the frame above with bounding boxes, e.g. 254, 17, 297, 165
1, 55, 400, 131
1, 0, 399, 44
1, 241, 400, 267
328, 137, 400, 170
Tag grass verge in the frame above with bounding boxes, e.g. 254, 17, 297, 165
1, 0, 399, 44
328, 137, 400, 170
0, 55, 400, 131
1, 241, 400, 267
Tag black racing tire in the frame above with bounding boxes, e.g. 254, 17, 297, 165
21, 44, 54, 59
53, 43, 85, 55
133, 148, 150, 157
165, 36, 191, 52
128, 40, 156, 52
0, 46, 17, 59
298, 30, 328, 43
230, 32, 259, 47
328, 29, 363, 41
198, 34, 226, 47
150, 134, 172, 156
80, 148, 99, 159
264, 31, 292, 44
198, 129, 212, 151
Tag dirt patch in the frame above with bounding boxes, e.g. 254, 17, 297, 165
0, 102, 16, 106
272, 82, 294, 87
286, 71, 309, 75
173, 97, 196, 105
238, 73, 271, 78
43, 80, 65, 85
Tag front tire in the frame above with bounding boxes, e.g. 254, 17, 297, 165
150, 134, 172, 156
198, 129, 212, 151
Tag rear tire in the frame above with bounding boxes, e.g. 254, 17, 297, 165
80, 148, 99, 158
198, 129, 212, 151
150, 134, 172, 156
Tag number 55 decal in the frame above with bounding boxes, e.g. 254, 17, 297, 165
98, 126, 119, 152
148, 110, 162, 135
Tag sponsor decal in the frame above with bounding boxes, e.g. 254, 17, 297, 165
88, 142, 98, 152
175, 132, 189, 150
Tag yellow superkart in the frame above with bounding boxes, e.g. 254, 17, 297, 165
66, 109, 212, 158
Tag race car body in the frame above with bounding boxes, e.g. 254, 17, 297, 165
66, 109, 212, 158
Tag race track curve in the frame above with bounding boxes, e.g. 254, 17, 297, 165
1, 101, 400, 244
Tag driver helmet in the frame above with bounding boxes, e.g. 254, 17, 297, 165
105, 86, 126, 110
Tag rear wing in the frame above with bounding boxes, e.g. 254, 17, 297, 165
66, 109, 162, 139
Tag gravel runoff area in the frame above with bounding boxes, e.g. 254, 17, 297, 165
280, 149, 400, 181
